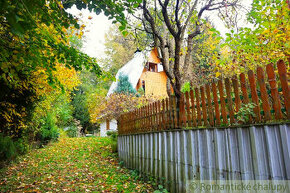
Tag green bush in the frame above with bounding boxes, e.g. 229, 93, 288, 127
14, 137, 30, 155
0, 133, 16, 161
38, 112, 59, 144
107, 131, 118, 153
107, 131, 118, 141
66, 126, 78, 138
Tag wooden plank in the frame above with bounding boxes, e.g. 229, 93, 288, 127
218, 79, 228, 124
190, 89, 197, 127
172, 96, 178, 128
239, 73, 252, 123
212, 81, 220, 126
232, 75, 241, 112
162, 99, 166, 130
150, 103, 153, 132
200, 86, 208, 126
277, 59, 290, 119
180, 95, 186, 128
156, 100, 161, 131
165, 98, 169, 129
225, 78, 235, 124
147, 104, 150, 131
257, 66, 272, 121
154, 101, 158, 130
206, 84, 214, 126
185, 91, 192, 127
195, 87, 202, 126
248, 70, 262, 122
266, 63, 283, 119
142, 107, 144, 130
169, 96, 174, 129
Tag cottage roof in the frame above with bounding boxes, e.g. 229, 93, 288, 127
107, 51, 147, 96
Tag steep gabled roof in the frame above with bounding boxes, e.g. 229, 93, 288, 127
107, 51, 147, 96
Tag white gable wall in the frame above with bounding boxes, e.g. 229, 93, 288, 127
100, 119, 118, 137
107, 51, 148, 96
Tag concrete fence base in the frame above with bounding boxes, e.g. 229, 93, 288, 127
118, 124, 290, 192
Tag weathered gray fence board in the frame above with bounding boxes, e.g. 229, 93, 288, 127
118, 124, 289, 192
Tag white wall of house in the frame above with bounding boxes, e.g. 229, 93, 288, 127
100, 119, 118, 137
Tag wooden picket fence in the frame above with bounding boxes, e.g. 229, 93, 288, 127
118, 59, 290, 135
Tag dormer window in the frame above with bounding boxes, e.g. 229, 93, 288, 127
148, 63, 158, 72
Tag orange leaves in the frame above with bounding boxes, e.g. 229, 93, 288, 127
0, 137, 154, 192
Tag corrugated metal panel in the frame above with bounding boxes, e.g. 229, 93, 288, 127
117, 124, 290, 193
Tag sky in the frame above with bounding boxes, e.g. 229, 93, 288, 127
66, 1, 252, 60
66, 5, 113, 58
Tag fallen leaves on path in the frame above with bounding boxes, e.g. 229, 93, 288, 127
0, 137, 154, 192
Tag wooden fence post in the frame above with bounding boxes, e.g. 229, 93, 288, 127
266, 63, 283, 119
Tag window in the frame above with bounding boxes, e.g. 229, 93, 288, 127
106, 119, 110, 130
149, 63, 157, 72
142, 80, 145, 92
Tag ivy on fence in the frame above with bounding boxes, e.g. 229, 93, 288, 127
118, 59, 289, 135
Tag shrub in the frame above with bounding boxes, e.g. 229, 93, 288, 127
38, 112, 59, 144
107, 131, 118, 153
0, 133, 16, 161
107, 131, 118, 141
14, 137, 30, 155
66, 126, 78, 138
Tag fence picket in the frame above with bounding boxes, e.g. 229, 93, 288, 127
162, 99, 166, 130
190, 89, 197, 127
195, 88, 202, 126
218, 79, 228, 124
165, 98, 169, 129
212, 82, 220, 126
232, 75, 241, 112
185, 91, 192, 127
239, 73, 252, 123
157, 100, 161, 130
200, 86, 208, 126
206, 84, 214, 126
169, 96, 174, 128
257, 67, 271, 121
248, 70, 262, 122
225, 78, 235, 124
277, 59, 290, 119
266, 63, 283, 119
172, 96, 178, 128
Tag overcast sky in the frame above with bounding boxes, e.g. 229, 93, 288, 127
66, 5, 113, 58
66, 1, 252, 60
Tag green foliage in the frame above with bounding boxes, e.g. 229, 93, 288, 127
218, 0, 289, 75
71, 70, 103, 133
137, 87, 145, 96
154, 185, 169, 193
63, 0, 142, 33
107, 131, 118, 153
115, 73, 136, 95
55, 95, 74, 128
37, 112, 59, 144
236, 103, 256, 124
99, 24, 138, 76
0, 134, 16, 161
65, 126, 78, 138
0, 134, 29, 161
181, 82, 191, 93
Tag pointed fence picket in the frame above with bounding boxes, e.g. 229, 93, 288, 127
118, 59, 290, 135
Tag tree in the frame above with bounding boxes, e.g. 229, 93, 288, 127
134, 0, 240, 99
217, 0, 289, 76
115, 74, 137, 95
99, 25, 137, 76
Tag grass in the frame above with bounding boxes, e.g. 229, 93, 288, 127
0, 137, 154, 192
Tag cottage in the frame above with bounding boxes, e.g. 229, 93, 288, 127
99, 48, 170, 136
